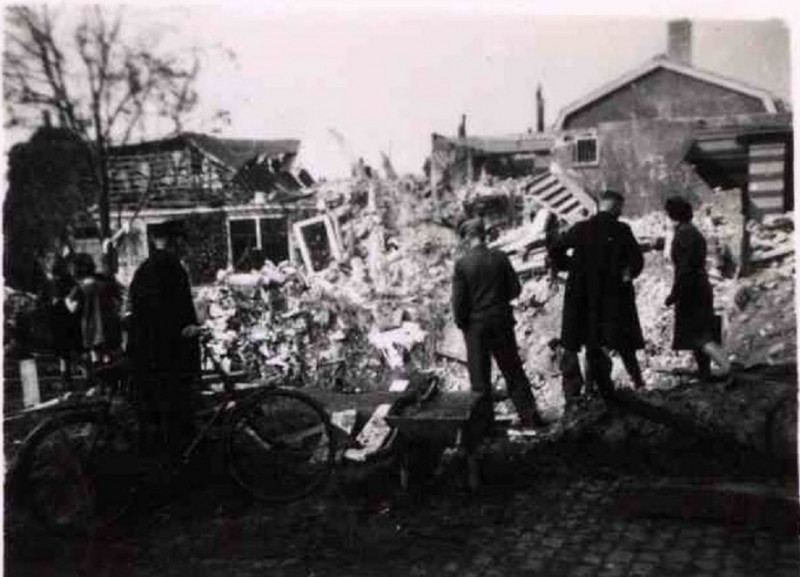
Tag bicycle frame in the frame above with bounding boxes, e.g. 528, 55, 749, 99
177, 339, 285, 465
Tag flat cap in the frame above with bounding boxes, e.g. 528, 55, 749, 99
599, 189, 625, 204
458, 217, 485, 239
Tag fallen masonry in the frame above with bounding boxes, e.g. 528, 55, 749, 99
186, 175, 796, 470
4, 174, 796, 485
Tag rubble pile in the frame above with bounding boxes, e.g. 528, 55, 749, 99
454, 174, 529, 209
749, 213, 794, 263
199, 176, 462, 391
467, 185, 796, 399
723, 215, 795, 368
194, 171, 793, 427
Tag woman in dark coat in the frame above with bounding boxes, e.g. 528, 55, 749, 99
664, 197, 730, 378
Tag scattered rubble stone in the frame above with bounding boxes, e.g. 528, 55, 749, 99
196, 177, 794, 443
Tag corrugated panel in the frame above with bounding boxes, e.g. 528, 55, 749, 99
750, 195, 784, 213
541, 186, 567, 203
749, 161, 785, 175
749, 143, 785, 158
519, 170, 595, 223
528, 176, 561, 196
749, 180, 784, 193
748, 142, 788, 215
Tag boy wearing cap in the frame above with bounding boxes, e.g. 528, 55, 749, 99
452, 217, 539, 443
547, 190, 647, 397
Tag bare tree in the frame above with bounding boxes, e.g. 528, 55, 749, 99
4, 4, 215, 264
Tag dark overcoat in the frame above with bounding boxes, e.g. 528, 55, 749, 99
128, 249, 199, 377
548, 211, 645, 352
668, 222, 716, 350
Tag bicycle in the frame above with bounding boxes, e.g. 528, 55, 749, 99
7, 332, 337, 537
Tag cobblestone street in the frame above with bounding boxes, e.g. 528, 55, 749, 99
6, 436, 799, 577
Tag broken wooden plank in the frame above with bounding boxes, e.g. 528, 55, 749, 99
436, 324, 468, 363
750, 244, 794, 264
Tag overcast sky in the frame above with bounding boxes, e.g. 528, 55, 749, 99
4, 1, 795, 178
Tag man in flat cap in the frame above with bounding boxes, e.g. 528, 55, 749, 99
452, 217, 539, 449
128, 220, 202, 458
547, 190, 646, 399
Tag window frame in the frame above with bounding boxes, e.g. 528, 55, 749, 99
572, 132, 600, 167
227, 215, 291, 270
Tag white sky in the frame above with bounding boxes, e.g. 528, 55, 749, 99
3, 1, 795, 178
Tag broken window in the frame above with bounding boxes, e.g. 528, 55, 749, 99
229, 219, 258, 270
574, 136, 598, 165
259, 216, 289, 264
229, 216, 290, 270
293, 215, 341, 274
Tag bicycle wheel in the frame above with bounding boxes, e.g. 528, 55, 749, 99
226, 389, 335, 503
11, 409, 139, 536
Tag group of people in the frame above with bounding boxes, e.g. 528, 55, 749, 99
42, 223, 201, 457
46, 250, 123, 386
452, 190, 731, 434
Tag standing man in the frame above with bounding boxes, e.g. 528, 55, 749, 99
547, 190, 646, 398
452, 217, 539, 444
128, 221, 202, 458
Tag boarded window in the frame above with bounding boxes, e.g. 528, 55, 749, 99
574, 137, 598, 164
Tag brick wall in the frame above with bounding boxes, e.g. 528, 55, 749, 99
554, 114, 790, 216
563, 68, 767, 130
554, 119, 713, 216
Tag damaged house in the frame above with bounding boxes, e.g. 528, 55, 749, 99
431, 19, 792, 250
99, 132, 317, 284
552, 19, 792, 219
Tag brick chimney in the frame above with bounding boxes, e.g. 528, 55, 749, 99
536, 84, 545, 132
667, 19, 692, 65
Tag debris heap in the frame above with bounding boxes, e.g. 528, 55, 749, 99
198, 174, 794, 422
199, 176, 460, 391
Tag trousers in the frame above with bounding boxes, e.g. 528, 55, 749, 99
135, 372, 196, 459
463, 316, 537, 447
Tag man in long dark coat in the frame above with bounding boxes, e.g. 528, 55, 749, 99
547, 190, 646, 397
128, 221, 202, 457
452, 217, 539, 443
